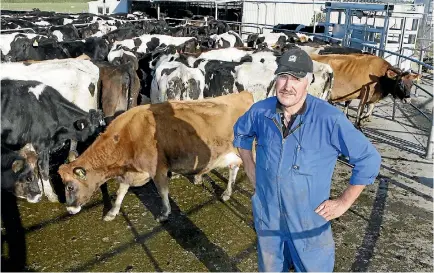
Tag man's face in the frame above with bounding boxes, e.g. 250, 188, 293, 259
275, 74, 309, 108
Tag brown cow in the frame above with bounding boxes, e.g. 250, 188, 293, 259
310, 53, 421, 127
95, 61, 141, 124
58, 91, 254, 222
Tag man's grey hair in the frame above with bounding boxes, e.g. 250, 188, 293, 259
306, 72, 314, 87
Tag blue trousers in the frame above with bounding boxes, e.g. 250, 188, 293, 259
256, 219, 335, 272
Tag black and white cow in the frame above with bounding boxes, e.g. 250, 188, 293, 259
273, 24, 325, 34
150, 47, 334, 103
47, 24, 80, 42
2, 58, 140, 122
246, 32, 326, 53
111, 34, 198, 55
1, 79, 105, 202
0, 33, 58, 62
1, 144, 42, 203
1, 34, 109, 62
107, 44, 139, 69
246, 32, 290, 49
210, 31, 244, 48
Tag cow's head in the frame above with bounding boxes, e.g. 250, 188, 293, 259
58, 129, 135, 214
15, 145, 42, 203
385, 67, 421, 103
246, 34, 259, 48
73, 109, 105, 142
3, 144, 42, 203
58, 163, 99, 214
84, 37, 109, 61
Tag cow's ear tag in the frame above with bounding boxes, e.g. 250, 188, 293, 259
73, 167, 87, 180
33, 40, 39, 47
12, 159, 25, 173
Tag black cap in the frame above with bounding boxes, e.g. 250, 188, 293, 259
275, 48, 314, 78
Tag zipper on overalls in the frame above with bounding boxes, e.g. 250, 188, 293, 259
271, 117, 304, 174
272, 117, 285, 214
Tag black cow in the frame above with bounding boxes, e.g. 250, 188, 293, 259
273, 23, 325, 34
77, 22, 100, 39
1, 79, 105, 202
207, 20, 230, 35
1, 35, 109, 62
191, 59, 244, 97
48, 24, 80, 42
60, 37, 110, 61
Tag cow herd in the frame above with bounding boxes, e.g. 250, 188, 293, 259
1, 9, 422, 222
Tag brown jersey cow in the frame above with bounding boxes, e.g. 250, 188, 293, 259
310, 53, 421, 126
58, 91, 254, 222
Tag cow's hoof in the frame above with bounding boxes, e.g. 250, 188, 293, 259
193, 175, 203, 185
221, 192, 231, 202
156, 214, 169, 223
46, 194, 59, 203
103, 213, 116, 221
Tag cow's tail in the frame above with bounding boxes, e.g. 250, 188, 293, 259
125, 63, 140, 109
322, 66, 334, 101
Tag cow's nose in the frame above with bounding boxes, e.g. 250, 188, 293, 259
27, 193, 42, 204
66, 206, 82, 214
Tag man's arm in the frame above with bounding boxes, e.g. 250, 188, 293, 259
315, 184, 365, 221
233, 108, 257, 188
316, 114, 382, 221
238, 148, 256, 188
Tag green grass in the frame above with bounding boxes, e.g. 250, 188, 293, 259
1, 2, 88, 13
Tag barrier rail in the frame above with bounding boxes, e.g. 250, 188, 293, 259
413, 83, 433, 98
0, 28, 36, 33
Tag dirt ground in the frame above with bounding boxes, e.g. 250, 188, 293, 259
1, 80, 433, 272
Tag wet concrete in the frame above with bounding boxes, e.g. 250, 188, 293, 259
2, 96, 433, 272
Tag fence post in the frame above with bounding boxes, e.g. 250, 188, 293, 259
416, 48, 425, 97
215, 1, 218, 20
313, 0, 317, 34
391, 97, 397, 121
426, 115, 434, 159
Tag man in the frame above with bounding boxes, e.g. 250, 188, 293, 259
233, 48, 381, 272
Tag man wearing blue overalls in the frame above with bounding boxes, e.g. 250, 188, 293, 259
233, 48, 381, 272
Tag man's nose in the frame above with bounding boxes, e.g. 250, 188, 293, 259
284, 78, 293, 89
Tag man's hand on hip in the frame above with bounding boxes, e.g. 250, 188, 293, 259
315, 184, 366, 221
314, 198, 350, 221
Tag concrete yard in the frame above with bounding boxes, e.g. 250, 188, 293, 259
1, 81, 433, 271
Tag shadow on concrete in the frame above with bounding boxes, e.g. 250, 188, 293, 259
1, 192, 33, 272
132, 183, 240, 272
351, 178, 388, 271
362, 127, 426, 157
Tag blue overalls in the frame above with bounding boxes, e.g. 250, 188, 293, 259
233, 94, 381, 272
